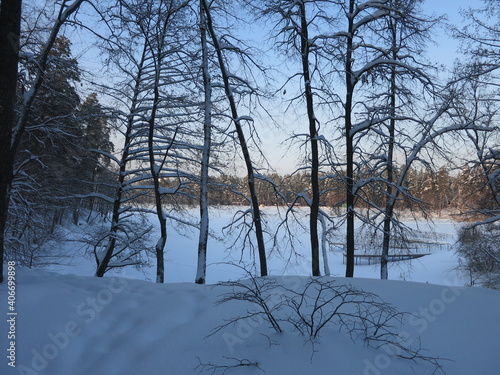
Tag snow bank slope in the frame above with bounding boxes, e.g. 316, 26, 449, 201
1, 268, 499, 375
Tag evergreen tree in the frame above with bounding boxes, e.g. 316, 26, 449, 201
19, 36, 82, 195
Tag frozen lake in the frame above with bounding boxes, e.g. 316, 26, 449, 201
50, 206, 466, 286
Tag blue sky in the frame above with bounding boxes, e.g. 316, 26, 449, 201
261, 0, 491, 174
64, 0, 489, 175
423, 0, 485, 67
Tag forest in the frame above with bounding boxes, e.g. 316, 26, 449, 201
0, 0, 499, 286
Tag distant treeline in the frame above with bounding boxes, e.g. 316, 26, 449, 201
144, 164, 497, 217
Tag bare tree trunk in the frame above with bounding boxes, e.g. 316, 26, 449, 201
381, 20, 398, 280
95, 43, 148, 278
201, 0, 267, 277
298, 2, 321, 277
380, 205, 393, 280
196, 1, 212, 284
0, 0, 22, 283
319, 214, 331, 276
147, 61, 167, 284
146, 6, 178, 284
345, 0, 356, 278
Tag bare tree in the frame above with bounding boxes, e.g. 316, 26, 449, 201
454, 1, 500, 224
338, 0, 409, 278
255, 0, 340, 276
450, 1, 500, 288
90, 0, 197, 279
90, 1, 154, 277
318, 0, 445, 278
201, 0, 268, 277
195, 0, 213, 284
373, 0, 442, 279
296, 1, 322, 277
256, 0, 413, 278
145, 0, 192, 283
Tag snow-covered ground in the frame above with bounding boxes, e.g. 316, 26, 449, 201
1, 207, 499, 375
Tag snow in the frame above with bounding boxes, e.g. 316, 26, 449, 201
353, 9, 389, 32
1, 208, 500, 375
2, 270, 499, 374
35, 208, 466, 285
235, 115, 253, 122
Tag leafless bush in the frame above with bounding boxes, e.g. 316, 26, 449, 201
210, 270, 445, 373
196, 356, 263, 375
280, 278, 402, 340
281, 278, 445, 372
207, 264, 283, 336
457, 223, 500, 289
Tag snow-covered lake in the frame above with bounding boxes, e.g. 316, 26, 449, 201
50, 206, 465, 287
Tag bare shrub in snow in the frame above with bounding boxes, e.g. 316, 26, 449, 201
196, 356, 264, 375
280, 278, 403, 340
457, 224, 500, 289
210, 271, 445, 373
208, 265, 283, 336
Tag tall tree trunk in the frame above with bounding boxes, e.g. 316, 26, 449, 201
381, 20, 398, 280
149, 152, 168, 281
319, 214, 331, 276
380, 204, 394, 280
345, 0, 356, 278
95, 43, 148, 278
146, 10, 176, 284
201, 0, 267, 276
148, 63, 166, 284
86, 167, 98, 222
0, 0, 22, 283
196, 1, 212, 284
299, 2, 321, 276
